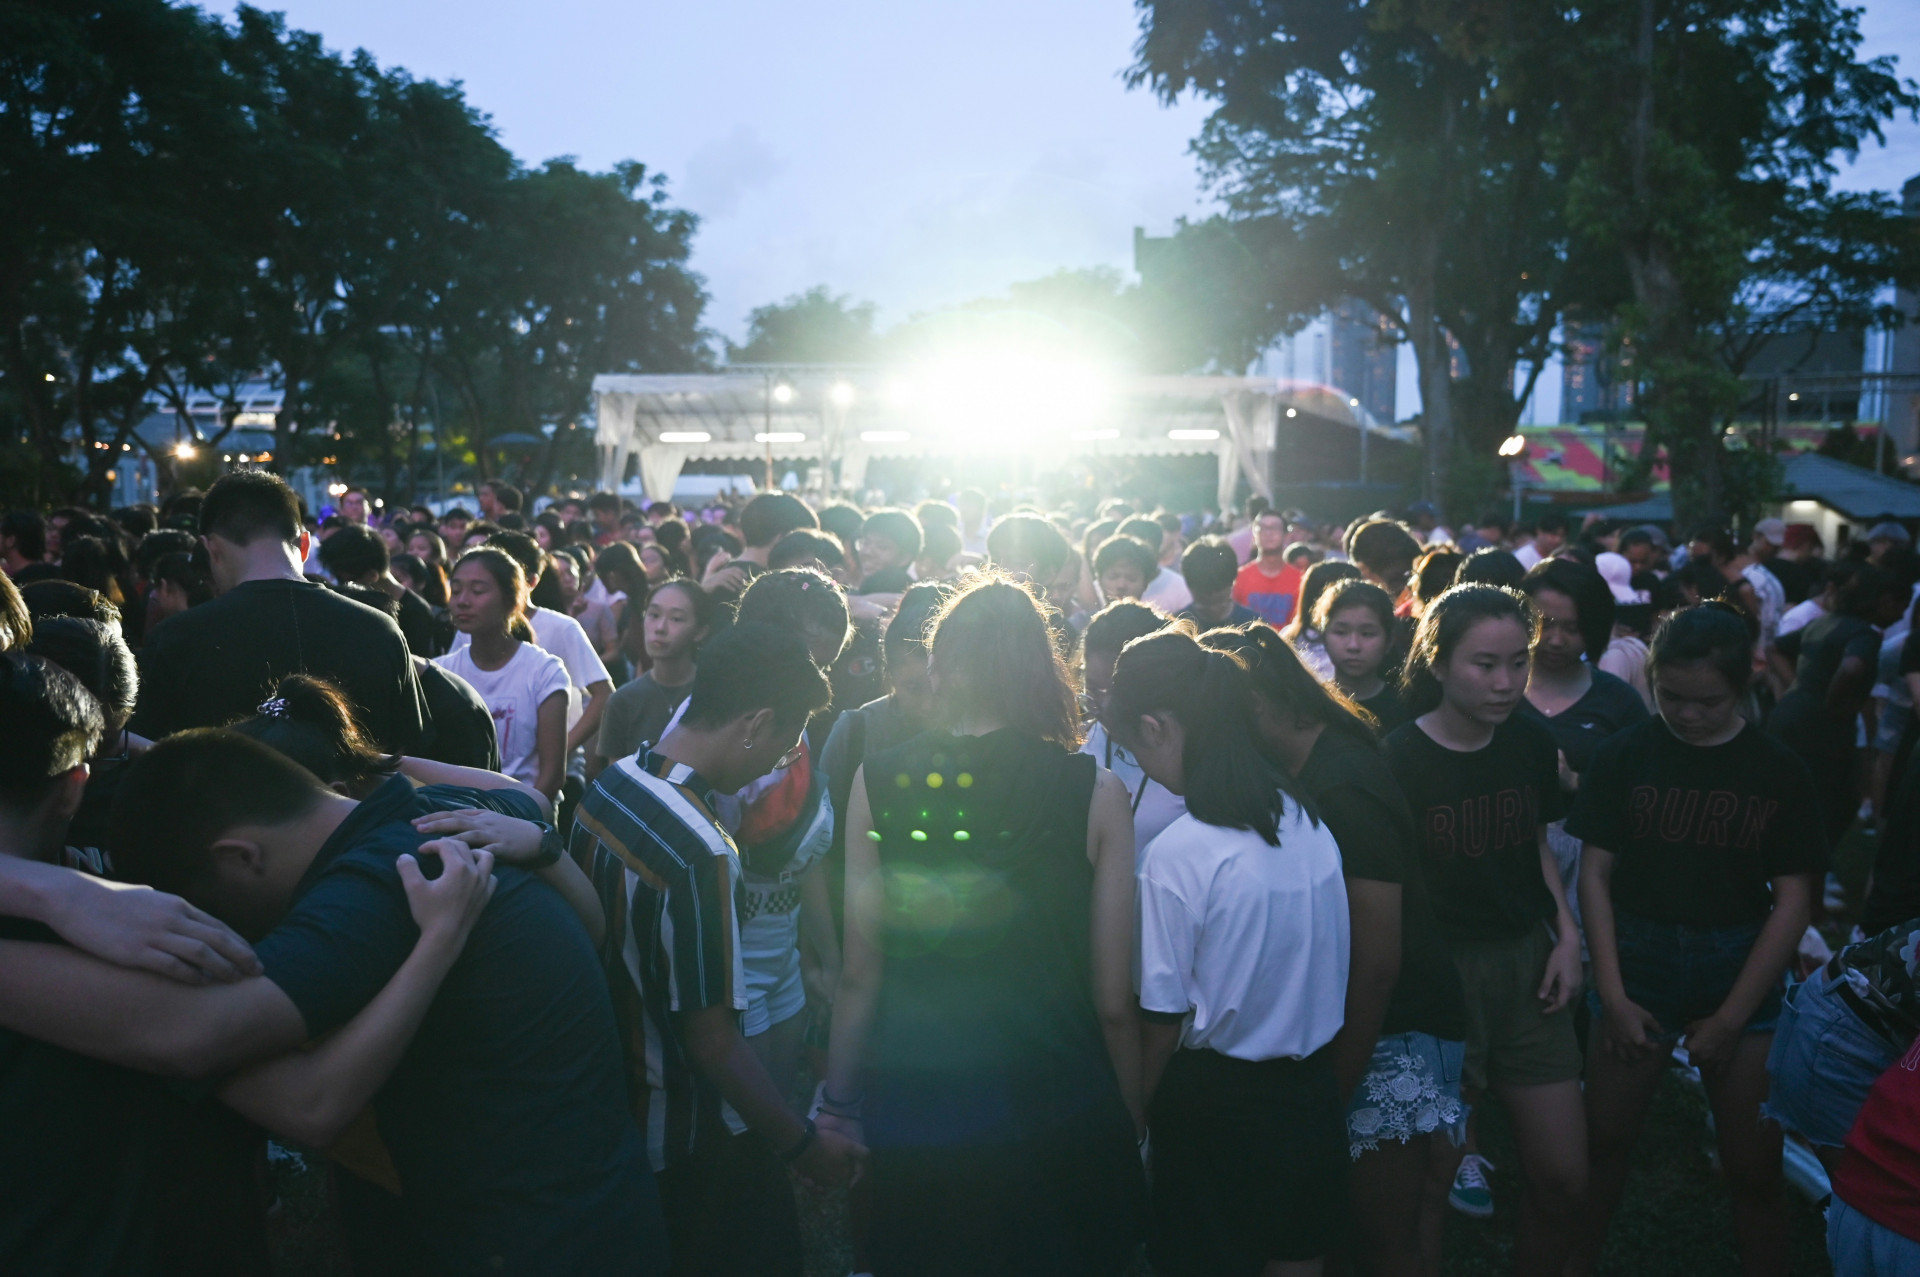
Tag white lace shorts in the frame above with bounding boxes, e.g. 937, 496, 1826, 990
1345, 1031, 1468, 1159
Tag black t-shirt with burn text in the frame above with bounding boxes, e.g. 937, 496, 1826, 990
1564, 717, 1828, 927
1298, 730, 1469, 1042
1383, 714, 1568, 943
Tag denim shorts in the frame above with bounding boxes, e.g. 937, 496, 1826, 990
1763, 966, 1903, 1148
1587, 910, 1783, 1037
1828, 1197, 1920, 1276
1345, 1032, 1468, 1159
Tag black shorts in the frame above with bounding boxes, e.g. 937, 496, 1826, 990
1148, 1048, 1348, 1275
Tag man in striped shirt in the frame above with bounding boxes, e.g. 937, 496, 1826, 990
570, 623, 864, 1277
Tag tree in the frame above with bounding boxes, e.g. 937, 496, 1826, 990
727, 286, 879, 364
1559, 0, 1920, 525
1, 0, 712, 509
0, 0, 256, 505
1129, 0, 1584, 509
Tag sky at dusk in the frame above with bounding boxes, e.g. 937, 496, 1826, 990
249, 0, 1920, 348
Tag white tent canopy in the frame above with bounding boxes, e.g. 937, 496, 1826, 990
591, 370, 1411, 508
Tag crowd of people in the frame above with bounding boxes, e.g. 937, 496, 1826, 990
3, 474, 1920, 1277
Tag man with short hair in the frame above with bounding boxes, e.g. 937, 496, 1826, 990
2, 510, 46, 576
586, 493, 623, 545
1227, 495, 1270, 564
478, 480, 523, 522
438, 505, 473, 547
571, 625, 864, 1275
1519, 511, 1569, 568
855, 508, 922, 594
318, 524, 440, 658
132, 471, 425, 749
1178, 537, 1259, 628
1120, 516, 1192, 611
0, 728, 667, 1274
1232, 510, 1305, 626
737, 493, 818, 568
338, 487, 371, 525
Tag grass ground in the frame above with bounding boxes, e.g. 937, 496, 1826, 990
267, 1063, 1831, 1277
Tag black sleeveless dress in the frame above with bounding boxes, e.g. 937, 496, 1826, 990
860, 728, 1145, 1276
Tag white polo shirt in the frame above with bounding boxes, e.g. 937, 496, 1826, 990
1137, 797, 1350, 1062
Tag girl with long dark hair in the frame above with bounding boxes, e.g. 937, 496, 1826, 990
1567, 604, 1822, 1276
1079, 600, 1187, 852
1207, 624, 1468, 1276
433, 548, 569, 800
1110, 626, 1350, 1277
1517, 559, 1650, 946
1314, 579, 1409, 733
1383, 584, 1586, 1276
819, 574, 1145, 1276
1280, 559, 1361, 681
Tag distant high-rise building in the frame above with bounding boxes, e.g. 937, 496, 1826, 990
1329, 299, 1397, 423
1889, 176, 1920, 456
1561, 323, 1636, 422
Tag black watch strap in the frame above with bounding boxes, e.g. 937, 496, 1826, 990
530, 820, 564, 868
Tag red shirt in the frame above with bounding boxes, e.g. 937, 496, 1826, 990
1232, 559, 1303, 628
1834, 1036, 1920, 1242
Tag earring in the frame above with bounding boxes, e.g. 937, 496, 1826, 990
742, 739, 753, 749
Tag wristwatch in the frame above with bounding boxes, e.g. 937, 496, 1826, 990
527, 819, 565, 868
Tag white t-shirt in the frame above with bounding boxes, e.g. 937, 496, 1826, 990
1742, 562, 1786, 649
453, 607, 609, 732
1778, 597, 1825, 639
1513, 541, 1542, 570
1140, 567, 1193, 614
1081, 722, 1188, 858
1137, 798, 1350, 1062
433, 643, 570, 786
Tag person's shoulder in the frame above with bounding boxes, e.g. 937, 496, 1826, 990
1587, 668, 1650, 715
1587, 713, 1660, 762
418, 782, 541, 821
521, 642, 570, 678
1380, 718, 1427, 755
606, 671, 657, 705
533, 606, 592, 644
1500, 710, 1561, 755
584, 760, 727, 855
1734, 722, 1819, 777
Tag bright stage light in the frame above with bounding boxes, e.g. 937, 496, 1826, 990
1169, 429, 1220, 441
1498, 434, 1527, 457
890, 345, 1113, 449
756, 431, 806, 444
861, 430, 910, 443
1072, 429, 1120, 442
830, 382, 857, 408
659, 431, 711, 443
771, 383, 795, 405
173, 442, 196, 460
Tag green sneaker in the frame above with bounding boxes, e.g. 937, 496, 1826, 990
1449, 1154, 1496, 1218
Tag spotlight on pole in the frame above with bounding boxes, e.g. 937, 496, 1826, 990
1498, 434, 1527, 458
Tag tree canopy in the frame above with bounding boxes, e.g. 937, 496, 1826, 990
1, 0, 710, 507
1128, 0, 1920, 523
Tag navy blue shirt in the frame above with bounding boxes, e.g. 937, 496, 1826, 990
255, 777, 662, 1276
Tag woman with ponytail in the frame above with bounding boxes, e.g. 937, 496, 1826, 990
1208, 624, 1468, 1277
433, 547, 569, 800
1108, 626, 1350, 1277
820, 573, 1146, 1276
1383, 584, 1586, 1274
